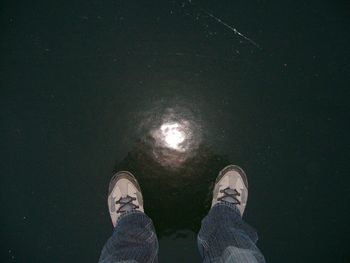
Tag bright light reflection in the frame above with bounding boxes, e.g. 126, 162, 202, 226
145, 107, 202, 168
160, 123, 186, 150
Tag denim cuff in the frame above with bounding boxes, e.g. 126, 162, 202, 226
115, 210, 146, 227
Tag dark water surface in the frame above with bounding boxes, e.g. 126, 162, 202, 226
1, 0, 349, 262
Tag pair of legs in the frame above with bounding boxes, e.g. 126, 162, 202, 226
99, 165, 265, 263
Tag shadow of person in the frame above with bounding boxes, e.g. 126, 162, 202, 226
113, 137, 231, 237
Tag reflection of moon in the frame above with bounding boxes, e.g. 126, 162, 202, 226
161, 123, 186, 151
143, 107, 202, 168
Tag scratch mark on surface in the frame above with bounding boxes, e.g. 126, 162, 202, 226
201, 9, 261, 49
182, 0, 261, 49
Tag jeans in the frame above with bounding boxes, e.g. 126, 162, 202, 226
99, 203, 265, 263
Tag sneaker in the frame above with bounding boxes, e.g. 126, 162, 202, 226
211, 165, 248, 216
107, 171, 144, 227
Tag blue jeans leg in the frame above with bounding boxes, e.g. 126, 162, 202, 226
99, 211, 159, 263
197, 203, 265, 263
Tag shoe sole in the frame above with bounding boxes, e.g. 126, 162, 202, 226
108, 171, 142, 196
215, 165, 248, 188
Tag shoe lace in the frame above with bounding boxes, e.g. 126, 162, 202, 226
116, 195, 139, 213
217, 187, 241, 205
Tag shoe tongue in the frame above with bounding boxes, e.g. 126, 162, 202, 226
118, 203, 134, 213
219, 188, 239, 204
224, 188, 236, 195
120, 196, 133, 204
221, 196, 237, 203
118, 196, 136, 213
